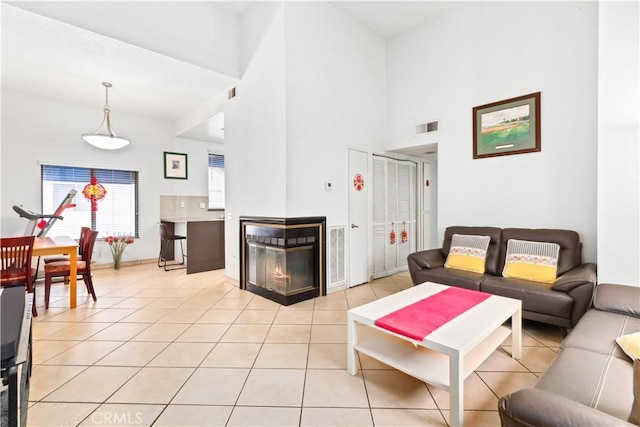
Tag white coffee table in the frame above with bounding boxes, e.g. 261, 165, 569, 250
347, 282, 522, 427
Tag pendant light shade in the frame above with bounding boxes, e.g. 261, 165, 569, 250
82, 82, 130, 150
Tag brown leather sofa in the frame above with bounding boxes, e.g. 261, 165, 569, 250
407, 226, 597, 329
499, 283, 640, 426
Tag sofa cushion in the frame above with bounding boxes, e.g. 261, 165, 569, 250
412, 267, 483, 291
536, 347, 634, 420
442, 227, 502, 275
480, 275, 573, 320
499, 388, 637, 427
563, 309, 640, 360
444, 234, 490, 273
502, 239, 560, 283
500, 228, 581, 276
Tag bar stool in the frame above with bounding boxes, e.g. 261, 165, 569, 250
158, 223, 186, 271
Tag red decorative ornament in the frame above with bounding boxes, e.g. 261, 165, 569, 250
353, 173, 365, 191
390, 223, 396, 245
82, 177, 107, 211
401, 222, 408, 243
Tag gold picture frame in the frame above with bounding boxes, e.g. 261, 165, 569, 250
473, 92, 541, 159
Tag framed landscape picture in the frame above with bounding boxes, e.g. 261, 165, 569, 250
164, 151, 188, 179
473, 92, 541, 159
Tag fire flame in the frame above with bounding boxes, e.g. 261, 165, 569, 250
272, 266, 290, 280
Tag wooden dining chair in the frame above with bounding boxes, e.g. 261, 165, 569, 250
43, 226, 90, 284
44, 226, 90, 264
44, 229, 98, 308
1, 235, 37, 316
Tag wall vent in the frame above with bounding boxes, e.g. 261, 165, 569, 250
415, 120, 439, 135
228, 86, 237, 100
328, 226, 346, 287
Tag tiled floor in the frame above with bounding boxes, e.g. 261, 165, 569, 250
25, 264, 563, 426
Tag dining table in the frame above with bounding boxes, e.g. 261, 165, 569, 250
33, 236, 79, 308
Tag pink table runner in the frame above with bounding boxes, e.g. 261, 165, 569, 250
374, 287, 491, 340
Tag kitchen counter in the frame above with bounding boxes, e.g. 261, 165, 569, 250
161, 219, 225, 274
160, 217, 224, 222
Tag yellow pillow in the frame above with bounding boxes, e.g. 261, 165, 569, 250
617, 332, 640, 361
444, 234, 490, 274
503, 239, 560, 283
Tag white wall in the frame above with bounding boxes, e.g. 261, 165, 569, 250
284, 2, 386, 225
223, 2, 387, 281
10, 2, 241, 77
0, 90, 212, 266
597, 2, 640, 286
169, 137, 224, 197
386, 2, 599, 262
224, 3, 288, 278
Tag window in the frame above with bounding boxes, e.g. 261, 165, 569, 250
208, 153, 225, 209
41, 164, 139, 238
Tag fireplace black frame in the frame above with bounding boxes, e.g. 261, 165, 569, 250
239, 216, 326, 306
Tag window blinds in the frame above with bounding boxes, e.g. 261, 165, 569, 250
208, 154, 225, 209
41, 164, 139, 238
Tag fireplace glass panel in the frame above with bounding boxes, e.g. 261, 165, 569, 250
248, 243, 314, 296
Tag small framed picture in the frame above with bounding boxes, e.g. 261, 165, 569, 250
473, 92, 541, 159
163, 151, 188, 179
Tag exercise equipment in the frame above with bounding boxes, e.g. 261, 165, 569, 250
12, 190, 77, 237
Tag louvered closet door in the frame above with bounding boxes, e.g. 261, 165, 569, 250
396, 161, 416, 268
386, 160, 398, 272
372, 156, 417, 278
372, 157, 386, 278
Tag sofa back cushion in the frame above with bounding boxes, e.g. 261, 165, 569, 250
442, 227, 502, 275
500, 228, 582, 276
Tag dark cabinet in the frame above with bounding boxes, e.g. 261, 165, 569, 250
187, 220, 225, 274
161, 220, 225, 274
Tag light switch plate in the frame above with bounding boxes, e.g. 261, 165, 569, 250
199, 203, 205, 209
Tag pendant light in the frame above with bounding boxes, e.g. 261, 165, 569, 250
82, 82, 130, 150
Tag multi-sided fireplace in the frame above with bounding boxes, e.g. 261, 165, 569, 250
239, 216, 326, 306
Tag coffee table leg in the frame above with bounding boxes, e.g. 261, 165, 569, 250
347, 313, 358, 375
450, 352, 463, 427
511, 307, 522, 359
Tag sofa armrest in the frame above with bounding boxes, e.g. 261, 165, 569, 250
552, 263, 597, 292
407, 249, 446, 286
499, 388, 635, 427
594, 283, 640, 318
407, 249, 445, 270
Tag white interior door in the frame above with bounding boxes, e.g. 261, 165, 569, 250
348, 149, 369, 287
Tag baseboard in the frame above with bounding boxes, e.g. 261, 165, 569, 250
327, 282, 347, 294
91, 258, 158, 270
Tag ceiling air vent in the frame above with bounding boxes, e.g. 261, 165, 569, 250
415, 120, 439, 135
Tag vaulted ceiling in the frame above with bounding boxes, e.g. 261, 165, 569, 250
2, 1, 453, 142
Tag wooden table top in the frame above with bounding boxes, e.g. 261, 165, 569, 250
34, 236, 78, 249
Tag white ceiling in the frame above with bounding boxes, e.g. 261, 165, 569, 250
2, 1, 452, 143
2, 4, 236, 123
330, 1, 455, 39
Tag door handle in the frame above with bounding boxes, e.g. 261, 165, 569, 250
351, 224, 359, 229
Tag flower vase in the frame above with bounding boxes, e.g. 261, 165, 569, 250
113, 252, 122, 270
